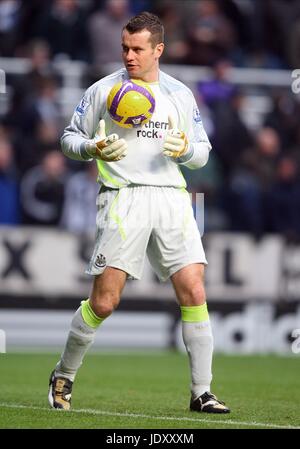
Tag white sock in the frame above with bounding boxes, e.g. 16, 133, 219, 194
55, 306, 97, 382
182, 320, 213, 399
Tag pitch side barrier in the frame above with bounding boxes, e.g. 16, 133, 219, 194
0, 226, 299, 354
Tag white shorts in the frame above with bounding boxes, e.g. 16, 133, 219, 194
86, 185, 207, 281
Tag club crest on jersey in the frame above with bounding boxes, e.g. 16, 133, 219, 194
193, 107, 202, 123
95, 254, 106, 268
76, 98, 90, 116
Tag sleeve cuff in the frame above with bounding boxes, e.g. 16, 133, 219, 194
177, 145, 194, 164
80, 142, 94, 161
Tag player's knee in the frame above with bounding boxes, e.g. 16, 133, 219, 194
92, 302, 115, 318
90, 293, 120, 318
185, 285, 206, 306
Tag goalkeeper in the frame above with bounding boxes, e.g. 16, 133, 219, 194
48, 11, 230, 414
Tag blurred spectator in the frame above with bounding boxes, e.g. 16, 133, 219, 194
22, 40, 57, 89
254, 127, 281, 189
245, 44, 286, 70
225, 151, 263, 234
264, 91, 300, 149
186, 0, 236, 66
183, 150, 222, 195
293, 127, 300, 162
0, 0, 21, 56
87, 0, 131, 71
266, 156, 300, 239
14, 0, 46, 52
263, 0, 300, 68
21, 75, 61, 134
13, 75, 62, 172
198, 61, 241, 175
198, 60, 236, 109
61, 162, 98, 234
223, 126, 282, 234
3, 74, 62, 175
208, 88, 254, 176
220, 0, 253, 53
0, 137, 19, 224
288, 15, 300, 69
155, 2, 190, 64
36, 0, 90, 62
182, 151, 226, 232
20, 150, 67, 225
4, 40, 59, 137
1, 41, 65, 194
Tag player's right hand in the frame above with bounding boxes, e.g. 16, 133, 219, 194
86, 119, 128, 162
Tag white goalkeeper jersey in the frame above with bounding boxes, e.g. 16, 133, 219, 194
61, 68, 211, 189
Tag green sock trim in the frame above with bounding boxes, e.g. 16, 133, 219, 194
81, 299, 105, 328
180, 303, 209, 323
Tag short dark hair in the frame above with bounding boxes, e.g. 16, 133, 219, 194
124, 11, 164, 47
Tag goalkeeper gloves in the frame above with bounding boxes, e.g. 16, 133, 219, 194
86, 119, 128, 162
163, 115, 189, 159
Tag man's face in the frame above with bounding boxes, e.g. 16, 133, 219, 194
121, 29, 164, 82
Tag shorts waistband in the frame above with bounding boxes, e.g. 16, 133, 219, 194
99, 184, 184, 193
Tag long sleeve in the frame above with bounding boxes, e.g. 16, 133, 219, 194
177, 92, 212, 170
61, 84, 101, 161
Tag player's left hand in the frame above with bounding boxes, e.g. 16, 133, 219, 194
163, 115, 189, 159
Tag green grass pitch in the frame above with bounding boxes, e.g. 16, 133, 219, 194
1, 351, 299, 429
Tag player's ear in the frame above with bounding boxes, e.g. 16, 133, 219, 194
155, 42, 164, 59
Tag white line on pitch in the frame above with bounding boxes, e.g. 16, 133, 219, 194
0, 403, 299, 429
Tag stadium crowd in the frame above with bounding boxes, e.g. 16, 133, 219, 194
1, 0, 300, 240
